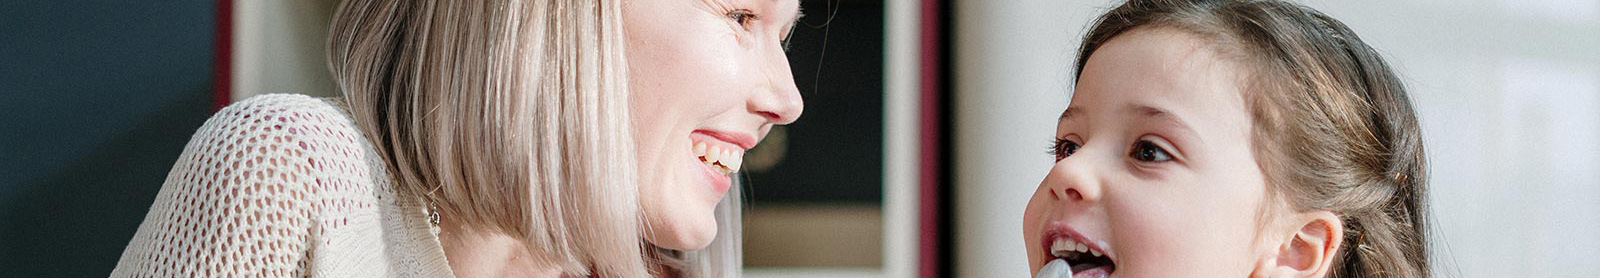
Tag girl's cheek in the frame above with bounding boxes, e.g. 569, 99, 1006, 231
1022, 190, 1052, 264
1022, 193, 1042, 236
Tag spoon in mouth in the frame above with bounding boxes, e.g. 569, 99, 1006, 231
1036, 258, 1073, 278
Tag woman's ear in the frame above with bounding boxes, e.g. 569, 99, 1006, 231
1255, 211, 1343, 278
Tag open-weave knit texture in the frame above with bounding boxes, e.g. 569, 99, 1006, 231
112, 94, 454, 277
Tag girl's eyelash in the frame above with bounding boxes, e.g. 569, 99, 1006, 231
1048, 138, 1080, 161
1046, 139, 1058, 156
1047, 137, 1176, 163
1129, 140, 1174, 162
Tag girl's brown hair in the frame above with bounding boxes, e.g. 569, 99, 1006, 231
1074, 0, 1429, 277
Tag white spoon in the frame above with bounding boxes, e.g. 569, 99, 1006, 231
1036, 258, 1074, 278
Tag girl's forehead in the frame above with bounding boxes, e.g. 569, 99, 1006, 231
1066, 29, 1253, 137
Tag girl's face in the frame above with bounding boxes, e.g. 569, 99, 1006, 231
1023, 29, 1279, 277
622, 0, 803, 250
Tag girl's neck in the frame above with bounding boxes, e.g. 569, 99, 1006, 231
436, 216, 562, 277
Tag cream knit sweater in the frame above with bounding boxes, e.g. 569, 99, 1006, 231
111, 94, 455, 277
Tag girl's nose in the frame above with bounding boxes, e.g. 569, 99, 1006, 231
1042, 154, 1103, 204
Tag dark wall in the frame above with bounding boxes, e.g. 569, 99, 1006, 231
746, 0, 886, 204
0, 1, 216, 276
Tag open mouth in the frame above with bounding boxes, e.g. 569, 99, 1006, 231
1045, 233, 1116, 277
688, 130, 755, 196
693, 140, 744, 175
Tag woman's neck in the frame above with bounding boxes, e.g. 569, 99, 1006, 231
436, 216, 563, 277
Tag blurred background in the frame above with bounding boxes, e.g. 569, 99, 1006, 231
2, 0, 1597, 277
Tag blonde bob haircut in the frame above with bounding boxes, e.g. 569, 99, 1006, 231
326, 0, 742, 277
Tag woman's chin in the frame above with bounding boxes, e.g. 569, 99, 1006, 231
645, 216, 719, 251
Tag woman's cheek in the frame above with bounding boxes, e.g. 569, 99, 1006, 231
675, 22, 754, 84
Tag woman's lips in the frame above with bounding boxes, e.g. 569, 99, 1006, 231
693, 130, 758, 149
693, 141, 744, 174
688, 130, 753, 195
695, 154, 732, 195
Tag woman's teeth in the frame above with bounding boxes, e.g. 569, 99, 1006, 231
693, 142, 743, 175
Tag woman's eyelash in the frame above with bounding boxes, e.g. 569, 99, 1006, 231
729, 8, 800, 51
727, 9, 758, 26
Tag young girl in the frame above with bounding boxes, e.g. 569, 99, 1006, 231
1024, 0, 1428, 277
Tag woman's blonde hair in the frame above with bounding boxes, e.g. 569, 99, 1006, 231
327, 0, 741, 276
1075, 0, 1430, 277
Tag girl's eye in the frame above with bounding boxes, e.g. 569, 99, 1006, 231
727, 9, 757, 27
1049, 138, 1081, 161
1129, 140, 1173, 162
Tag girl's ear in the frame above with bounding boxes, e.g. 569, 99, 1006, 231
1254, 211, 1343, 278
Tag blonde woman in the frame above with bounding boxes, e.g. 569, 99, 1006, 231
110, 0, 803, 277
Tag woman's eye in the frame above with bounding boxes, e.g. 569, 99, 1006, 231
1129, 140, 1172, 162
727, 9, 757, 26
1050, 138, 1080, 161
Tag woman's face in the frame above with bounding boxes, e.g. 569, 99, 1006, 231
623, 0, 803, 250
1023, 29, 1279, 277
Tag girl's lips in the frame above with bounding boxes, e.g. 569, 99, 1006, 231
1039, 221, 1114, 267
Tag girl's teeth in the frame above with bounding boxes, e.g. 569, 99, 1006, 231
1050, 238, 1072, 256
694, 142, 707, 155
1049, 237, 1111, 259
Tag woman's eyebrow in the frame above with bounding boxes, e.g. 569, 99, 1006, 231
777, 0, 803, 17
776, 1, 803, 29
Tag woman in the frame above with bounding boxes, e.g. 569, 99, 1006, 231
111, 0, 803, 276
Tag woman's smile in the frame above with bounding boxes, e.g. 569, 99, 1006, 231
688, 130, 757, 197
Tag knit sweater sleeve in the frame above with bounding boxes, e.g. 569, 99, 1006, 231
112, 94, 360, 277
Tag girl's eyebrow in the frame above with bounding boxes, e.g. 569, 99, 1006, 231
1059, 107, 1081, 122
1128, 105, 1205, 145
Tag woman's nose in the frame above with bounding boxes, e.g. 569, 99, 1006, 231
749, 44, 804, 125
